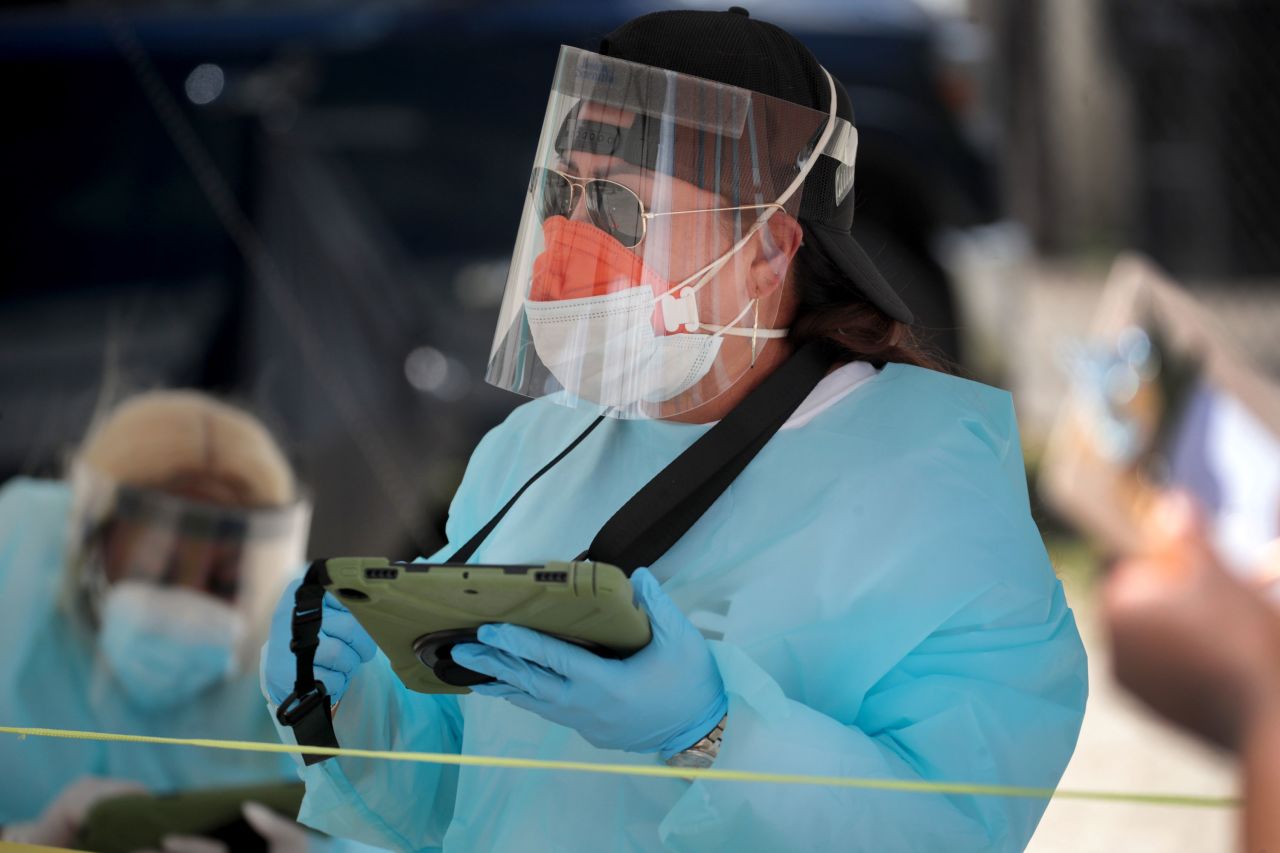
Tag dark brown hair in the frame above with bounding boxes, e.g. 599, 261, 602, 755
786, 239, 949, 373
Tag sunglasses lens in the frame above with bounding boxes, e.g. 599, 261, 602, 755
532, 169, 645, 248
587, 181, 645, 248
531, 167, 574, 222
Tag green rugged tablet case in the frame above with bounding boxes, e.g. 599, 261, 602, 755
320, 558, 652, 695
75, 782, 304, 853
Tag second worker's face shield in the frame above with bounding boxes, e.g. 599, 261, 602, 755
66, 462, 311, 705
486, 47, 858, 419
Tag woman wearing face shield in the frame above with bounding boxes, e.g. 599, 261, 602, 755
262, 9, 1088, 852
0, 391, 317, 847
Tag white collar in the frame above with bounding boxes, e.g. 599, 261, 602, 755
780, 361, 878, 430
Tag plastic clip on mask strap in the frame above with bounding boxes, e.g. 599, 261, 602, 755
654, 67, 841, 338
275, 560, 339, 765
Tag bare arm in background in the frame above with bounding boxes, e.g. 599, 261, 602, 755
1105, 494, 1280, 851
1241, 701, 1280, 851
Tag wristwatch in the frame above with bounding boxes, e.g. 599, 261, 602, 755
665, 715, 727, 769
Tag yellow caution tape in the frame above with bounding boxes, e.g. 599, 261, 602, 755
0, 725, 1238, 809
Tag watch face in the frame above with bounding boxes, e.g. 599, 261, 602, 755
665, 749, 715, 770
665, 715, 727, 769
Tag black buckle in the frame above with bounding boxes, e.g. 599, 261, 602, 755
277, 683, 340, 765
275, 684, 329, 728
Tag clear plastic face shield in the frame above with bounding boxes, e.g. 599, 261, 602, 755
486, 46, 858, 419
67, 462, 311, 709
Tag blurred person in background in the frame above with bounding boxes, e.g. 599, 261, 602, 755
0, 390, 315, 848
1106, 492, 1280, 850
262, 8, 1087, 851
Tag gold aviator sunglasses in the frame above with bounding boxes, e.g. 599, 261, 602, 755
531, 166, 781, 249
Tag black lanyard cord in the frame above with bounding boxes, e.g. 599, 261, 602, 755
447, 412, 609, 564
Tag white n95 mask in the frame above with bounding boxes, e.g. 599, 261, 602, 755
524, 285, 726, 408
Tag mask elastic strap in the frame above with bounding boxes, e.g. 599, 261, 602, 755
700, 298, 788, 339
657, 67, 840, 333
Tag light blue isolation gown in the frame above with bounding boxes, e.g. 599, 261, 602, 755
0, 478, 294, 824
272, 362, 1088, 852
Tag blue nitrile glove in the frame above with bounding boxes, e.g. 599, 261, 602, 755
451, 568, 728, 758
263, 578, 377, 707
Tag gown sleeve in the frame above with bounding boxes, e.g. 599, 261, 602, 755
660, 585, 1086, 851
0, 478, 70, 678
268, 652, 464, 852
660, 392, 1089, 852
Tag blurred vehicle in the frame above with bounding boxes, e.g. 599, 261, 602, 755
0, 0, 998, 559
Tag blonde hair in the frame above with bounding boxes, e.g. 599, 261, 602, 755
76, 390, 295, 507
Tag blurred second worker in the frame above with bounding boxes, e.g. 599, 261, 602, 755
0, 390, 310, 847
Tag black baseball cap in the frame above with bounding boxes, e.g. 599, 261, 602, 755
599, 6, 913, 324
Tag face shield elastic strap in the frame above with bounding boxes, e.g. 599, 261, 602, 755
648, 66, 842, 340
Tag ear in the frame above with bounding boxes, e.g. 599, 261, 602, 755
748, 212, 804, 300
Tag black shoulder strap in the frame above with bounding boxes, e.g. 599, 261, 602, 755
583, 342, 830, 572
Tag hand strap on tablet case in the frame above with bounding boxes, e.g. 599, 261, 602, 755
275, 560, 340, 765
